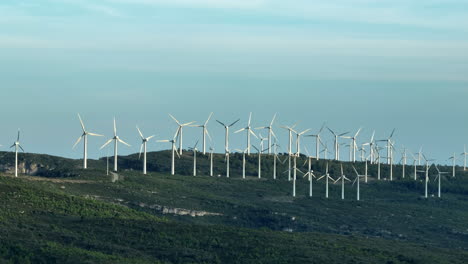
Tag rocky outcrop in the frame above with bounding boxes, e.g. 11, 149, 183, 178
137, 202, 222, 217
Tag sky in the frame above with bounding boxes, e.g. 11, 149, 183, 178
0, 0, 468, 165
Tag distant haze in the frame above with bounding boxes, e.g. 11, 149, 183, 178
0, 1, 467, 164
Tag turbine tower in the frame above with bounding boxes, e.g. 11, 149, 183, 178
252, 144, 268, 179
327, 127, 349, 161
235, 148, 248, 179
209, 146, 214, 176
137, 126, 155, 175
302, 156, 316, 198
281, 124, 297, 181
256, 113, 277, 154
317, 163, 335, 198
72, 114, 103, 169
422, 154, 434, 198
216, 118, 240, 154
169, 114, 195, 155
195, 112, 213, 155
235, 112, 258, 155
100, 118, 131, 172
10, 129, 24, 177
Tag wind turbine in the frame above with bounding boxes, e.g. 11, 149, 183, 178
410, 153, 418, 181
334, 164, 351, 200
235, 112, 258, 155
352, 166, 365, 201
157, 130, 179, 175
195, 112, 213, 155
216, 118, 240, 153
377, 129, 395, 164
225, 150, 231, 178
271, 141, 285, 180
342, 127, 362, 162
448, 152, 457, 177
434, 165, 448, 198
137, 126, 155, 175
400, 147, 408, 179
72, 114, 103, 169
327, 127, 349, 161
320, 141, 331, 160
281, 123, 297, 181
303, 148, 316, 197
317, 163, 335, 198
100, 118, 131, 172
422, 154, 435, 198
285, 154, 303, 197
252, 144, 268, 179
375, 145, 384, 180
10, 129, 24, 177
305, 123, 325, 160
189, 141, 199, 176
460, 145, 468, 171
295, 128, 311, 155
256, 113, 277, 154
169, 114, 195, 155
362, 131, 375, 164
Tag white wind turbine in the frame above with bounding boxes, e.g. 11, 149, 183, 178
256, 113, 277, 154
195, 112, 213, 155
10, 129, 24, 177
305, 123, 325, 160
72, 114, 103, 169
320, 141, 331, 160
434, 165, 448, 198
342, 127, 362, 163
377, 129, 395, 164
334, 164, 351, 200
460, 145, 468, 171
169, 114, 195, 155
216, 118, 240, 153
189, 141, 199, 176
375, 145, 384, 180
362, 131, 375, 164
410, 153, 418, 181
295, 128, 311, 155
400, 147, 408, 179
100, 118, 131, 172
235, 112, 258, 155
285, 153, 303, 197
253, 134, 269, 179
317, 163, 335, 198
448, 152, 457, 177
225, 150, 231, 178
137, 126, 155, 175
302, 148, 316, 197
352, 166, 365, 201
327, 127, 349, 161
422, 154, 435, 198
157, 130, 179, 176
271, 141, 285, 180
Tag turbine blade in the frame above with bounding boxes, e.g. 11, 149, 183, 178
250, 129, 258, 139
216, 120, 226, 127
72, 136, 83, 149
88, 132, 104, 137
229, 119, 240, 127
234, 128, 246, 133
169, 114, 181, 125
205, 112, 213, 126
77, 113, 86, 132
118, 138, 131, 147
113, 118, 117, 136
147, 135, 156, 141
205, 129, 213, 142
270, 113, 277, 126
19, 145, 24, 152
248, 112, 252, 126
352, 165, 359, 176
137, 126, 144, 139
100, 139, 113, 149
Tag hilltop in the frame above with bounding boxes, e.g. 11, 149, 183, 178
0, 150, 467, 263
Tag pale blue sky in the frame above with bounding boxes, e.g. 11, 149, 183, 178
1, 0, 467, 164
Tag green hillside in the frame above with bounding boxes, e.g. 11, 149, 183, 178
1, 150, 467, 263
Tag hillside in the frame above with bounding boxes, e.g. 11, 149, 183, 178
1, 151, 467, 263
